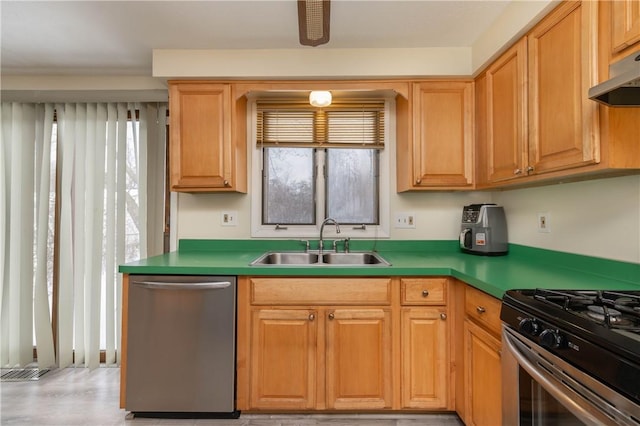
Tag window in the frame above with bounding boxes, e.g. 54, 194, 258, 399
251, 97, 392, 239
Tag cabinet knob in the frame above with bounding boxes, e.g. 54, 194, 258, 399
328, 312, 335, 320
526, 166, 534, 173
422, 290, 429, 297
308, 313, 315, 321
415, 178, 422, 184
476, 306, 486, 314
514, 168, 523, 175
223, 180, 229, 186
440, 313, 447, 320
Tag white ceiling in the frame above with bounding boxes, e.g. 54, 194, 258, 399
1, 0, 514, 76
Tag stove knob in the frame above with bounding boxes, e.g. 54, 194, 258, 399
539, 329, 564, 349
518, 318, 541, 336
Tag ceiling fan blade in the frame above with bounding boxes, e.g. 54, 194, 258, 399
298, 0, 330, 47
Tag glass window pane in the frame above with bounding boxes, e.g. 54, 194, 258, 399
263, 148, 315, 225
326, 149, 379, 224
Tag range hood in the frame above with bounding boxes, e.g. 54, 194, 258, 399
588, 50, 640, 106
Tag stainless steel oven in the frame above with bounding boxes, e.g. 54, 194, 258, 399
501, 289, 640, 426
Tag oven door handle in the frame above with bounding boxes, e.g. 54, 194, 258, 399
502, 329, 617, 426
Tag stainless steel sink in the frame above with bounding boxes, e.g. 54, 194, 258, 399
250, 251, 390, 266
250, 252, 319, 265
321, 252, 390, 266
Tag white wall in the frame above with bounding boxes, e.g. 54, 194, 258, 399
493, 175, 640, 264
175, 175, 640, 264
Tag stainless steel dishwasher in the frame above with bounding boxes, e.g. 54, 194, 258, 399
125, 275, 238, 418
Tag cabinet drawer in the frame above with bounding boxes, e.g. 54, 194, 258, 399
250, 277, 392, 305
465, 286, 502, 336
401, 278, 447, 305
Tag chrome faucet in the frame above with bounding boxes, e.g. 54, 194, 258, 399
319, 218, 340, 255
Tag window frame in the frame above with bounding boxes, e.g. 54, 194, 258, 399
249, 97, 392, 239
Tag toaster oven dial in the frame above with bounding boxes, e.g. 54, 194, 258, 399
539, 329, 564, 349
518, 318, 541, 336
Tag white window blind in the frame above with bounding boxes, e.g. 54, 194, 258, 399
256, 100, 385, 148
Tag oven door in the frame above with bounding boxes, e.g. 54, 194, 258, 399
502, 326, 639, 426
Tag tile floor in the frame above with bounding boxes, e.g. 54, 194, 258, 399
1, 367, 464, 425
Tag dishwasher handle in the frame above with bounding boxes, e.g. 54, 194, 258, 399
132, 280, 232, 290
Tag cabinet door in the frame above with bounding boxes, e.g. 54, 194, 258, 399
399, 81, 474, 190
464, 319, 502, 426
401, 308, 449, 409
486, 38, 528, 183
249, 309, 317, 409
169, 82, 235, 191
611, 0, 640, 55
325, 308, 392, 409
527, 1, 599, 175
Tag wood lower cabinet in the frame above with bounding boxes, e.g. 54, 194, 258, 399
249, 307, 393, 410
326, 308, 393, 409
463, 319, 502, 426
249, 309, 317, 409
399, 278, 450, 410
401, 308, 449, 409
461, 285, 503, 426
238, 277, 395, 411
237, 276, 454, 412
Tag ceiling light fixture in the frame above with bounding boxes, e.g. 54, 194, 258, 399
298, 0, 331, 47
309, 91, 332, 107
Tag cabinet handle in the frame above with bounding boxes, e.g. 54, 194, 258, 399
328, 312, 335, 320
526, 166, 534, 173
415, 178, 422, 184
422, 290, 429, 297
440, 313, 447, 320
514, 168, 522, 175
223, 180, 229, 186
308, 313, 315, 321
476, 306, 486, 314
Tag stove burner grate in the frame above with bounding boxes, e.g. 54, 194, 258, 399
532, 289, 640, 331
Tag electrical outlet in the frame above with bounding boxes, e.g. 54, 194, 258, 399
537, 212, 551, 233
221, 211, 238, 227
394, 212, 416, 229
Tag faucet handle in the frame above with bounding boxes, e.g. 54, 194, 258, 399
344, 237, 351, 253
300, 239, 310, 252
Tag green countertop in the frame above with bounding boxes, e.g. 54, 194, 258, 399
119, 239, 640, 299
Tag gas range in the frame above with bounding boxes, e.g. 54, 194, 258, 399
501, 289, 640, 407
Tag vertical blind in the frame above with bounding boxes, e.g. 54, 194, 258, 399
0, 102, 167, 369
256, 100, 385, 148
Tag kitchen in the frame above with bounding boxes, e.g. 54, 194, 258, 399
2, 1, 640, 425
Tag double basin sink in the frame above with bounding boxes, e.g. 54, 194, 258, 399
250, 251, 391, 266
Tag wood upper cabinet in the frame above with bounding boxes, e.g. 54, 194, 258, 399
478, 1, 614, 188
168, 81, 247, 192
397, 81, 474, 191
484, 38, 528, 183
527, 0, 599, 176
611, 0, 640, 56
